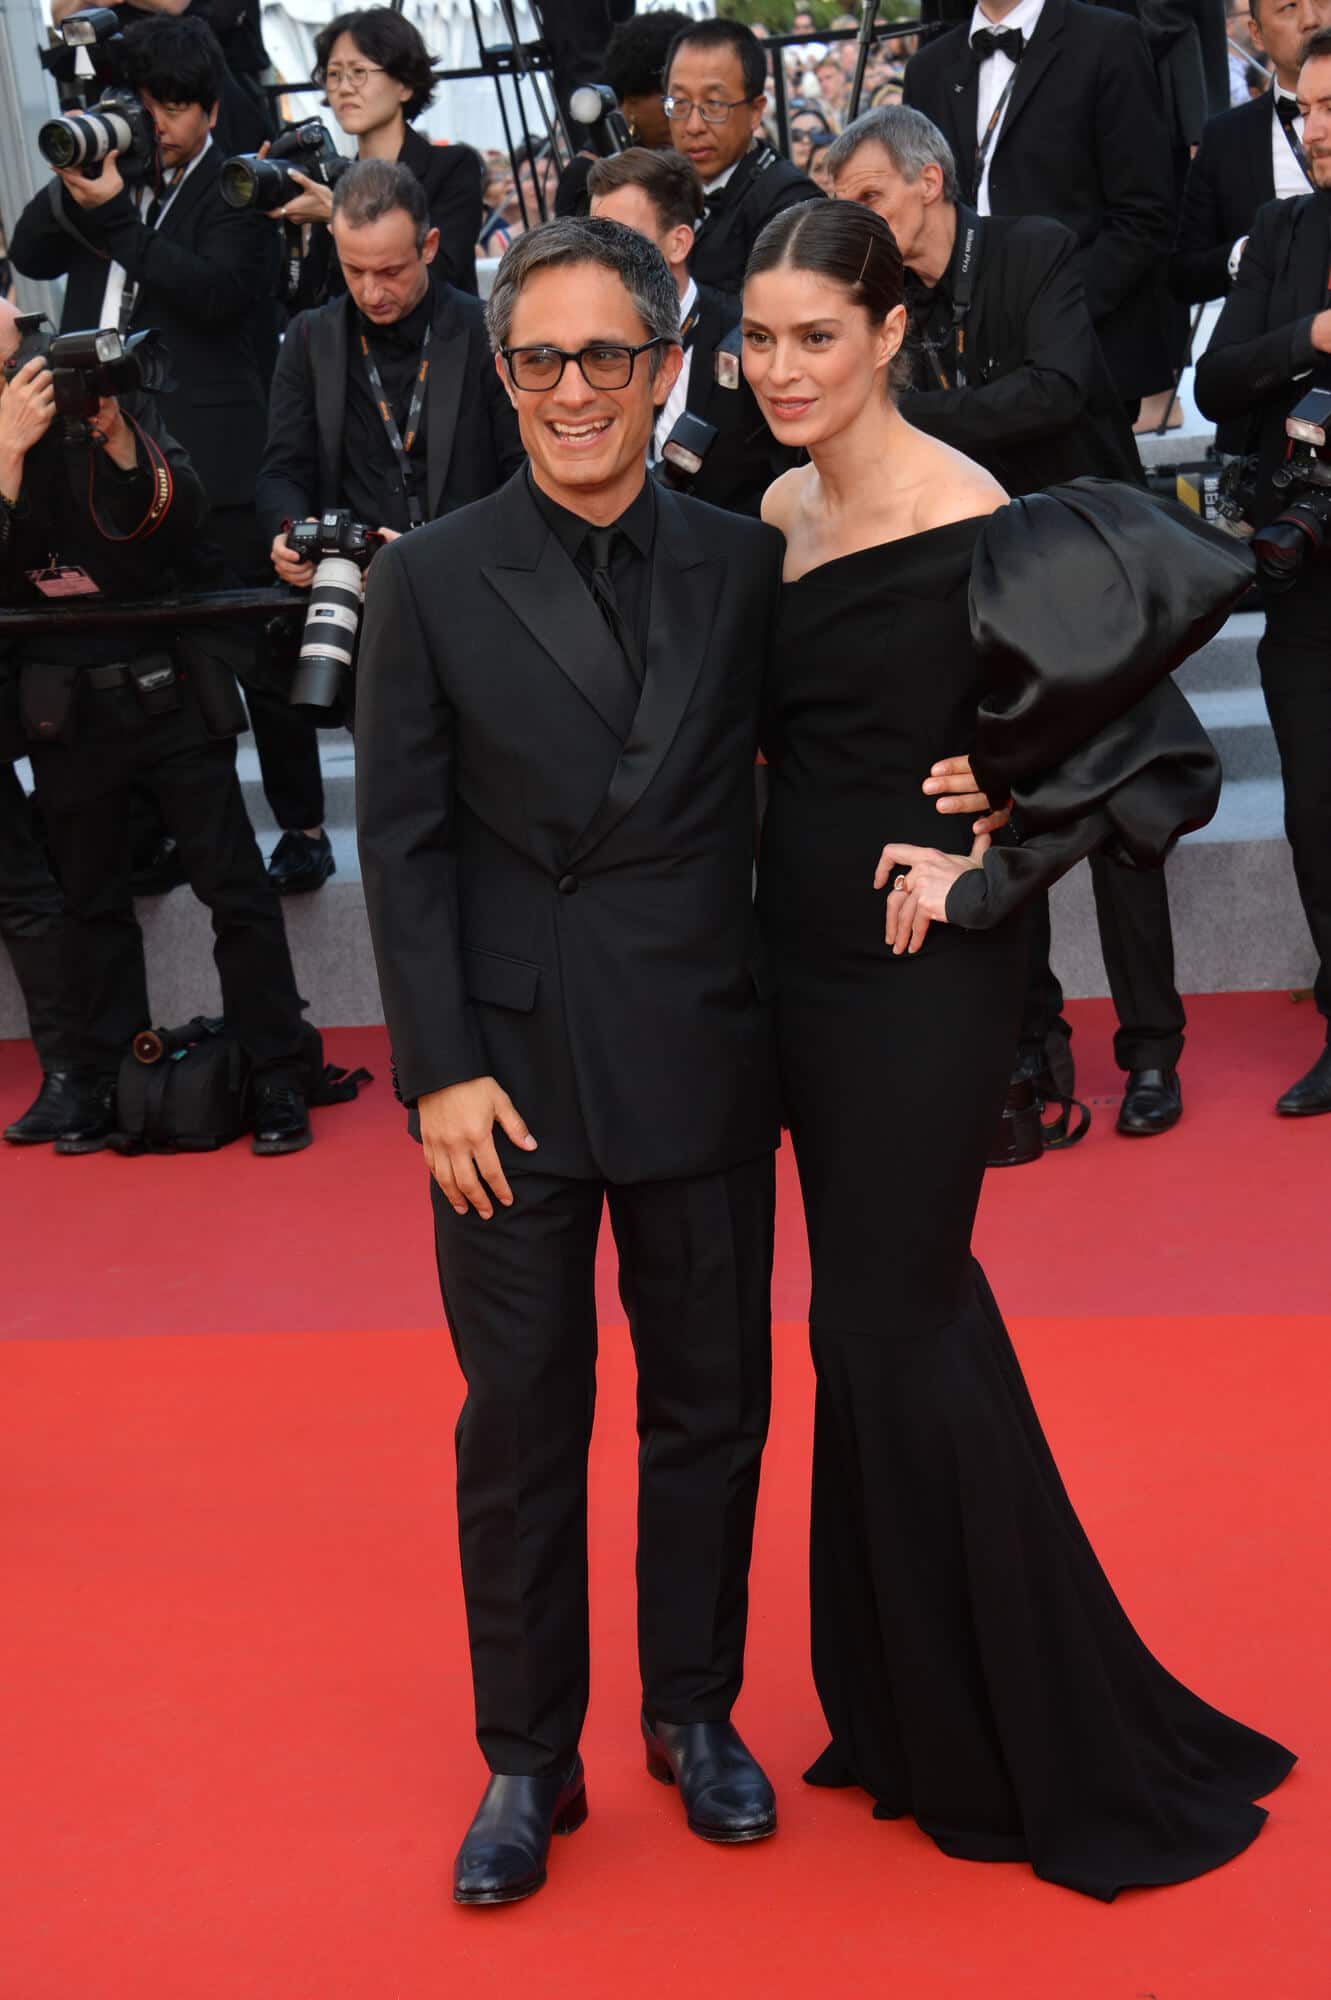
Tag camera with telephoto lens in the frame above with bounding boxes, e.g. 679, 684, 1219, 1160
285, 510, 381, 708
1250, 386, 1331, 592
1, 315, 172, 441
568, 83, 632, 156
219, 119, 350, 213
38, 85, 157, 185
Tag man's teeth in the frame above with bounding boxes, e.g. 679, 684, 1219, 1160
552, 420, 610, 438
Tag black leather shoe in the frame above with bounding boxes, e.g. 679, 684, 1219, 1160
643, 1715, 776, 1843
251, 1079, 312, 1155
267, 829, 335, 896
1116, 1067, 1182, 1137
5, 1071, 82, 1146
130, 834, 187, 898
51, 1075, 118, 1155
453, 1758, 587, 1906
1276, 1044, 1331, 1116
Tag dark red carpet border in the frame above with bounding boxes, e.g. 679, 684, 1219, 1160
1, 992, 1327, 1997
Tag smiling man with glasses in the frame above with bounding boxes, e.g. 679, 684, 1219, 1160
663, 18, 821, 299
355, 215, 787, 1906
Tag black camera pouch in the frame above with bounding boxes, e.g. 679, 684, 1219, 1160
18, 660, 81, 744
129, 650, 181, 717
173, 629, 250, 738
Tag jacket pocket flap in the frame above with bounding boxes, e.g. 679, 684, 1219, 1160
461, 947, 540, 1012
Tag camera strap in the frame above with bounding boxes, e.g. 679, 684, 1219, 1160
973, 68, 1020, 196
922, 220, 980, 392
80, 411, 174, 543
359, 323, 431, 530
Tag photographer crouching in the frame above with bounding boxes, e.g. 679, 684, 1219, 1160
1196, 26, 1331, 1117
0, 303, 311, 1155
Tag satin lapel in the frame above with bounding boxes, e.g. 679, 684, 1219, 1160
565, 489, 719, 870
481, 476, 638, 743
685, 298, 722, 418
1256, 96, 1278, 202
425, 297, 467, 519
314, 299, 349, 511
153, 148, 215, 240
991, 1, 1064, 164
942, 45, 980, 192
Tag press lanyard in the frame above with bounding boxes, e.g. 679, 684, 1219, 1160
923, 222, 979, 392
974, 66, 1020, 194
359, 321, 431, 529
116, 155, 201, 335
1279, 103, 1315, 189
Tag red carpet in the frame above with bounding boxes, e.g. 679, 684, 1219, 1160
1, 992, 1326, 1997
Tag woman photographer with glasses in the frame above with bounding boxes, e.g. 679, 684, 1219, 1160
276, 7, 482, 296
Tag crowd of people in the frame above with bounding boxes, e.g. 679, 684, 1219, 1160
2, 0, 1331, 1166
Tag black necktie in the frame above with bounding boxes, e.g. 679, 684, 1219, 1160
585, 528, 645, 691
971, 26, 1024, 62
1276, 93, 1301, 131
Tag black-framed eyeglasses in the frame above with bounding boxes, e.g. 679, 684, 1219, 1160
501, 338, 665, 391
662, 94, 756, 124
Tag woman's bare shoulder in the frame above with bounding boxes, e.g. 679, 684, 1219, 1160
760, 464, 812, 534
911, 438, 1008, 533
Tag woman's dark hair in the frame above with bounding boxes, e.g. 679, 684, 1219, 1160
746, 199, 904, 324
314, 8, 437, 123
604, 9, 694, 102
123, 15, 226, 111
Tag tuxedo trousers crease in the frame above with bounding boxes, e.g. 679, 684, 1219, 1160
432, 1153, 774, 1775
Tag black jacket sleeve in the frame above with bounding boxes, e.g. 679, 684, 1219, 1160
1194, 202, 1320, 420
1169, 124, 1236, 304
67, 182, 271, 329
8, 180, 92, 282
254, 315, 320, 553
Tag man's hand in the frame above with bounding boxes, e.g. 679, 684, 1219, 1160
272, 524, 317, 587
922, 754, 1011, 837
274, 169, 334, 225
93, 397, 138, 470
874, 832, 990, 955
375, 527, 402, 544
57, 156, 125, 209
418, 1076, 538, 1218
0, 356, 57, 475
1312, 308, 1331, 356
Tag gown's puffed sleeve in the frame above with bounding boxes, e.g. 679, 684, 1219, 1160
944, 478, 1253, 930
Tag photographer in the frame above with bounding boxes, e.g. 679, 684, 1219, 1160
257, 160, 522, 616
268, 8, 483, 298
552, 9, 694, 219
0, 312, 311, 1156
1195, 26, 1331, 1116
48, 1, 274, 151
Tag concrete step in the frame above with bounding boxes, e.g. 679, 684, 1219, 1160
1174, 611, 1263, 694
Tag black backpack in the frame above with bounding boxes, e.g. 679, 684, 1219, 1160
109, 1017, 372, 1154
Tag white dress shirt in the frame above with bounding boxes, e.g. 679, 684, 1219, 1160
1230, 87, 1310, 281
969, 0, 1046, 217
704, 158, 744, 198
99, 134, 213, 330
653, 277, 699, 462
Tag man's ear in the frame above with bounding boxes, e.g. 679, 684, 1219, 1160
421, 226, 440, 268
748, 94, 767, 137
652, 340, 685, 408
207, 100, 219, 132
665, 221, 696, 269
494, 348, 519, 411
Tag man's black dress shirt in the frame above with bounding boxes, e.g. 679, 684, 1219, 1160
341, 291, 433, 534
527, 466, 656, 670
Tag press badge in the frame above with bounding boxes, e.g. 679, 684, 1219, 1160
715, 348, 740, 391
26, 562, 101, 598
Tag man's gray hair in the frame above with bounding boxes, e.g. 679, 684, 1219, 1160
825, 105, 960, 205
331, 157, 430, 248
486, 216, 681, 376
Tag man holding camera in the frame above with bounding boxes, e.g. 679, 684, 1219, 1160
0, 308, 310, 1154
258, 159, 523, 617
1196, 26, 1331, 1114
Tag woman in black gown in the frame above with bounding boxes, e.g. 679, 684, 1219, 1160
741, 200, 1296, 1901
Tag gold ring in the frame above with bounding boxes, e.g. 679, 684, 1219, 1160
894, 875, 911, 895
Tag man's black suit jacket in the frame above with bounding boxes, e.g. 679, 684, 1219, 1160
355, 470, 784, 1184
8, 149, 271, 509
1170, 91, 1298, 303
399, 125, 484, 296
1194, 191, 1331, 527
901, 208, 1142, 494
656, 284, 800, 517
903, 0, 1175, 400
688, 144, 822, 300
254, 279, 524, 549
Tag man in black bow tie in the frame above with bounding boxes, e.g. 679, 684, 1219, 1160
904, 0, 1175, 411
355, 215, 784, 1906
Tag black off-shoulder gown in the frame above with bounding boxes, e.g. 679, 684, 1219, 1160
757, 517, 1295, 1901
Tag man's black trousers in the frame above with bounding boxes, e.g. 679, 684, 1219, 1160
0, 763, 75, 1070
1021, 853, 1185, 1073
29, 683, 305, 1076
431, 1152, 776, 1775
1258, 571, 1331, 1030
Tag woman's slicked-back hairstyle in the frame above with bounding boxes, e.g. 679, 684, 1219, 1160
745, 199, 905, 325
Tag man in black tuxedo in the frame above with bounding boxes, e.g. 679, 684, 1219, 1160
355, 216, 783, 1904
832, 105, 1189, 1136
1195, 28, 1331, 1114
1172, 0, 1331, 308
663, 18, 821, 298
903, 0, 1176, 411
587, 147, 798, 515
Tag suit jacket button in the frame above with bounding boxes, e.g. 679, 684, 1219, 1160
558, 873, 578, 894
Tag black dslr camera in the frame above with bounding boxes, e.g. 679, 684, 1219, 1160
36, 9, 156, 185
567, 83, 632, 156
220, 119, 351, 213
1, 316, 172, 442
1251, 386, 1331, 591
285, 510, 383, 709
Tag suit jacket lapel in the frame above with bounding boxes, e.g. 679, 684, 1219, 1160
481, 471, 639, 743
425, 290, 467, 519
1257, 95, 1278, 202
154, 147, 216, 240
990, 0, 1064, 166
313, 297, 349, 512
939, 36, 980, 191
685, 298, 721, 419
566, 486, 720, 870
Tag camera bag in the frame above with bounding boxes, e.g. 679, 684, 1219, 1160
109, 1017, 372, 1154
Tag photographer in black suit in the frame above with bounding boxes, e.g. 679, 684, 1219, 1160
1172, 0, 1331, 306
588, 148, 797, 515
832, 105, 1189, 1136
664, 18, 820, 298
355, 216, 783, 1905
1195, 28, 1331, 1113
904, 0, 1176, 411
